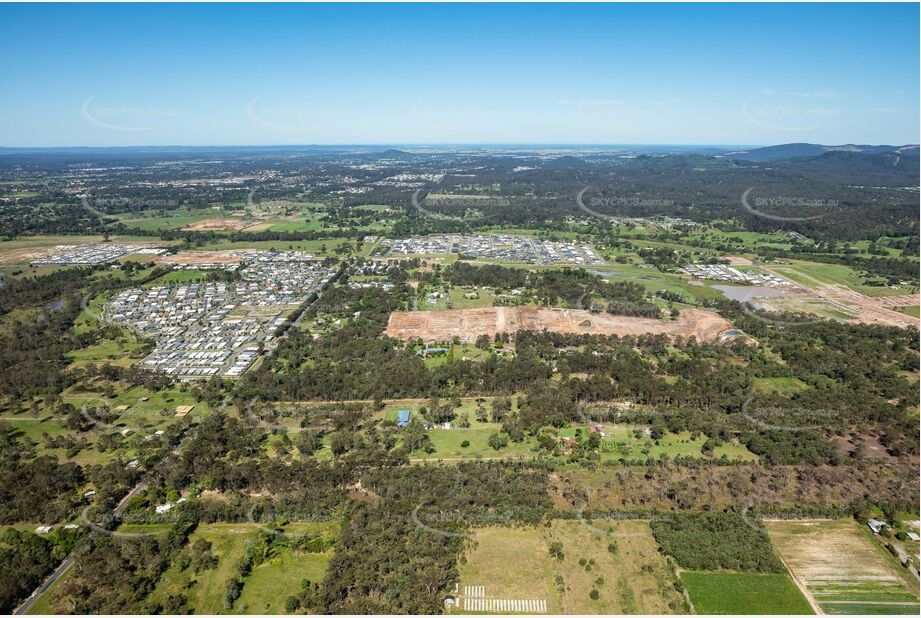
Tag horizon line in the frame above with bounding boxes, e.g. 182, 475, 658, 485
2, 141, 919, 152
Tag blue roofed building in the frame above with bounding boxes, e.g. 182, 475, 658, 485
396, 409, 411, 428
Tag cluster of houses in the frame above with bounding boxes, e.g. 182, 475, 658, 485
681, 263, 791, 287
107, 255, 335, 379
383, 234, 605, 265
32, 243, 168, 265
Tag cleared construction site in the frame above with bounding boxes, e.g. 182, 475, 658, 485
385, 307, 732, 343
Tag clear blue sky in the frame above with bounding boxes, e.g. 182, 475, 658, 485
1, 2, 918, 147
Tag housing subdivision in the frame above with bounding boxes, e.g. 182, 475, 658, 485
681, 263, 792, 286
32, 243, 168, 265
379, 234, 605, 265
106, 253, 336, 379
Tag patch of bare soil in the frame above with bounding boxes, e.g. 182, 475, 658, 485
385, 307, 731, 343
182, 218, 254, 231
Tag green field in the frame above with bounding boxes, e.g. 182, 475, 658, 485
751, 376, 811, 397
682, 571, 813, 614
235, 546, 332, 613
66, 338, 148, 367
771, 260, 916, 297
820, 602, 921, 615
149, 522, 336, 614
558, 424, 757, 462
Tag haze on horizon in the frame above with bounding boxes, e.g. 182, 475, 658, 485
1, 2, 918, 148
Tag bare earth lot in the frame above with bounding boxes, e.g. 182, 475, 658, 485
182, 217, 255, 231
385, 307, 731, 343
154, 250, 243, 266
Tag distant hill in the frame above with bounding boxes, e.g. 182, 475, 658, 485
781, 150, 920, 186
724, 142, 919, 162
373, 148, 416, 160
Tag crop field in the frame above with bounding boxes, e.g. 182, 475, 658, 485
766, 519, 920, 615
455, 521, 687, 614
385, 307, 731, 344
681, 571, 813, 614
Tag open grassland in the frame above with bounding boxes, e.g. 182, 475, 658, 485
66, 338, 148, 368
456, 526, 560, 614
751, 376, 811, 397
546, 519, 687, 614
150, 523, 258, 614
197, 236, 363, 255
0, 414, 118, 466
376, 399, 537, 462
767, 519, 920, 615
585, 263, 727, 303
235, 548, 332, 613
770, 261, 916, 297
415, 424, 537, 461
558, 424, 757, 462
455, 521, 687, 614
418, 286, 499, 310
149, 522, 336, 614
682, 571, 813, 614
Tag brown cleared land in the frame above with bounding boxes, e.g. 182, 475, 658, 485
154, 250, 242, 266
181, 218, 255, 231
385, 307, 731, 343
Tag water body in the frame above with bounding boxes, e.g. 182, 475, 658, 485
713, 285, 788, 303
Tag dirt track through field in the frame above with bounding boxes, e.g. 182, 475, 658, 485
385, 307, 731, 343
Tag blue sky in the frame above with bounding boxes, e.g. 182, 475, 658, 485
0, 2, 918, 146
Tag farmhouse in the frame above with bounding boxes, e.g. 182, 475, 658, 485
396, 409, 411, 428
